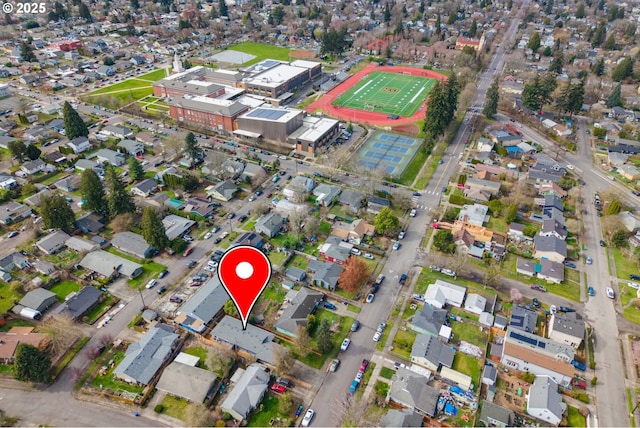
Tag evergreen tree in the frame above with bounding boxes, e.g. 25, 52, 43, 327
62, 101, 88, 140
555, 81, 574, 114
592, 57, 605, 76
316, 319, 333, 353
435, 13, 441, 35
105, 164, 135, 217
575, 2, 585, 18
567, 79, 585, 116
209, 5, 218, 18
78, 2, 92, 20
604, 33, 616, 50
483, 78, 500, 118
7, 140, 27, 162
424, 81, 448, 137
591, 21, 606, 47
218, 0, 228, 16
20, 41, 37, 62
141, 207, 169, 250
606, 83, 622, 107
612, 57, 633, 81
447, 11, 456, 25
549, 54, 563, 74
25, 144, 41, 160
542, 46, 552, 57
80, 169, 108, 216
14, 344, 51, 383
522, 75, 543, 111
184, 132, 202, 164
384, 2, 391, 22
444, 74, 460, 124
527, 32, 541, 51
40, 195, 75, 233
127, 157, 145, 180
469, 18, 477, 38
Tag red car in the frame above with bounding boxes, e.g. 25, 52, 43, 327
271, 383, 287, 394
183, 247, 193, 257
359, 359, 369, 373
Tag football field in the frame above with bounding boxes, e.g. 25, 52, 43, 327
331, 71, 437, 117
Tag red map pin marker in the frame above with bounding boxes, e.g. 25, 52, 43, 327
217, 245, 272, 330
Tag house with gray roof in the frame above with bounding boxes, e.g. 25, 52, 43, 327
0, 174, 17, 190
388, 368, 440, 417
285, 267, 306, 282
479, 401, 515, 427
117, 139, 144, 156
101, 125, 133, 139
75, 159, 104, 175
156, 361, 218, 403
254, 212, 285, 238
36, 230, 71, 255
542, 206, 565, 226
548, 312, 585, 348
94, 148, 125, 166
367, 196, 391, 213
540, 219, 567, 240
509, 305, 538, 333
67, 136, 91, 154
231, 232, 264, 249
526, 376, 566, 426
220, 364, 270, 421
19, 288, 58, 313
205, 180, 238, 202
318, 235, 352, 264
65, 236, 99, 253
339, 188, 364, 213
482, 364, 497, 386
210, 315, 283, 366
308, 259, 344, 291
619, 211, 640, 233
20, 159, 46, 176
458, 203, 489, 226
162, 214, 195, 240
410, 333, 455, 371
55, 175, 81, 192
24, 189, 53, 208
0, 252, 30, 280
528, 169, 562, 183
313, 183, 341, 207
464, 177, 501, 198
33, 260, 55, 275
410, 305, 449, 339
533, 234, 567, 263
175, 276, 228, 334
130, 179, 158, 198
538, 259, 564, 284
275, 287, 323, 337
283, 176, 315, 202
0, 201, 32, 225
79, 250, 143, 278
111, 231, 153, 259
75, 212, 105, 234
114, 324, 179, 385
380, 409, 424, 427
58, 286, 102, 320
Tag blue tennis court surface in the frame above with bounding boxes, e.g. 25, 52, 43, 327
354, 131, 421, 178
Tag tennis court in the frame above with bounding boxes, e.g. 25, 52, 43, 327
355, 131, 421, 177
331, 71, 436, 117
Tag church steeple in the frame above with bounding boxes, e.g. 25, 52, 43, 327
172, 53, 184, 74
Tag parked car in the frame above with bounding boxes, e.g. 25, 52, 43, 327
276, 377, 292, 387
145, 279, 157, 289
571, 378, 587, 390
398, 231, 406, 240
441, 269, 456, 277
532, 298, 540, 308
632, 274, 640, 281
359, 359, 369, 373
585, 256, 592, 265
393, 241, 401, 250
559, 306, 576, 313
563, 261, 577, 269
350, 321, 360, 332
375, 274, 385, 285
349, 380, 359, 393
364, 253, 374, 260
186, 259, 197, 268
600, 240, 606, 247
369, 284, 380, 294
7, 231, 19, 238
355, 372, 364, 383
377, 322, 386, 332
323, 301, 337, 310
350, 248, 362, 256
628, 282, 640, 290
409, 209, 417, 217
365, 293, 374, 303
530, 284, 547, 292
169, 296, 183, 303
183, 247, 194, 257
373, 331, 382, 342
227, 213, 235, 219
238, 215, 247, 222
329, 359, 340, 372
158, 270, 169, 279
157, 285, 167, 294
550, 304, 557, 314
572, 360, 587, 371
399, 274, 408, 285
606, 287, 615, 299
301, 409, 314, 427
341, 338, 351, 351
204, 232, 212, 240
588, 287, 595, 296
271, 383, 287, 394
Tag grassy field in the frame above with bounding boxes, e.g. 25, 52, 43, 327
398, 148, 428, 187
224, 42, 292, 66
85, 295, 116, 324
452, 352, 482, 387
49, 281, 81, 301
333, 71, 436, 117
161, 395, 189, 421
247, 394, 291, 427
0, 282, 23, 315
379, 366, 395, 380
391, 329, 416, 360
450, 318, 488, 348
612, 248, 637, 280
85, 69, 168, 106
567, 405, 586, 427
183, 346, 209, 369
90, 350, 144, 394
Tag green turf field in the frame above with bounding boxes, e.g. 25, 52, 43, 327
332, 71, 437, 117
224, 42, 292, 65
88, 68, 169, 96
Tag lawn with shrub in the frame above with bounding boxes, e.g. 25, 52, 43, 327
379, 367, 395, 380
160, 395, 189, 420
49, 281, 81, 301
247, 394, 291, 427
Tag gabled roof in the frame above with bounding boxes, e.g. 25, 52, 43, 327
380, 409, 424, 427
389, 368, 440, 416
510, 305, 538, 333
423, 280, 467, 308
220, 364, 270, 420
534, 235, 567, 257
527, 376, 566, 423
541, 219, 567, 239
79, 250, 142, 278
113, 324, 179, 385
211, 315, 281, 365
19, 288, 57, 311
410, 305, 448, 336
550, 312, 585, 340
177, 276, 228, 331
62, 286, 102, 319
411, 333, 455, 368
156, 361, 218, 403
111, 231, 152, 258
132, 178, 157, 195
308, 259, 344, 289
36, 230, 70, 253
479, 401, 515, 427
274, 287, 323, 336
539, 259, 564, 282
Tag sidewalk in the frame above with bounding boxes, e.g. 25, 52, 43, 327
361, 353, 392, 402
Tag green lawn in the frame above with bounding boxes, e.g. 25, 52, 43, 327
49, 281, 81, 302
40, 172, 66, 185
90, 350, 145, 394
612, 247, 637, 280
161, 395, 189, 421
268, 250, 288, 267
450, 318, 488, 348
102, 247, 167, 289
399, 148, 429, 187
319, 221, 332, 236
85, 295, 116, 324
486, 216, 508, 233
379, 367, 395, 380
567, 405, 586, 427
247, 394, 291, 427
391, 329, 416, 360
287, 254, 309, 271
0, 282, 23, 315
225, 42, 292, 65
183, 346, 209, 370
332, 71, 437, 117
90, 72, 166, 95
452, 352, 482, 387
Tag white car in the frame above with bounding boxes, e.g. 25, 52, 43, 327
566, 164, 574, 170
207, 261, 219, 268
364, 253, 374, 260
398, 231, 406, 240
340, 338, 351, 351
302, 409, 315, 427
145, 279, 157, 289
409, 209, 417, 217
629, 282, 640, 290
248, 195, 256, 202
350, 248, 362, 256
373, 331, 382, 342
393, 241, 401, 251
204, 266, 216, 272
204, 232, 212, 240
606, 287, 615, 299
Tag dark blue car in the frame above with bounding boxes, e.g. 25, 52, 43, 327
323, 301, 337, 310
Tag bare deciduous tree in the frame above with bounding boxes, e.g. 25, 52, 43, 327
273, 346, 294, 376
288, 206, 309, 237
41, 313, 84, 355
163, 135, 182, 160
294, 326, 311, 357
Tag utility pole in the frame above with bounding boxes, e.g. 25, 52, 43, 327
138, 288, 146, 310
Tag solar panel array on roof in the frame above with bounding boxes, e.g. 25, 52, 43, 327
247, 108, 288, 120
510, 330, 538, 346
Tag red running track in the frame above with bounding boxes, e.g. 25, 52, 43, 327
306, 63, 447, 127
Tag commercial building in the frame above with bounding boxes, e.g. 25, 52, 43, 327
242, 60, 322, 100
168, 96, 249, 133
153, 66, 242, 98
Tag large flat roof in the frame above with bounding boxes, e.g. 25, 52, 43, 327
244, 64, 309, 88
289, 116, 338, 142
239, 106, 302, 123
